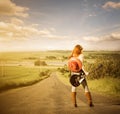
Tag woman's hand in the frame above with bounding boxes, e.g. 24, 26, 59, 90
85, 71, 89, 76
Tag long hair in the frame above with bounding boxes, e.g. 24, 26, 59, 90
69, 44, 83, 58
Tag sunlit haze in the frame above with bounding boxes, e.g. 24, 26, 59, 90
0, 0, 120, 51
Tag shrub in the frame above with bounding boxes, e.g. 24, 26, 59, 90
85, 55, 120, 79
34, 60, 47, 66
46, 56, 56, 60
39, 70, 51, 77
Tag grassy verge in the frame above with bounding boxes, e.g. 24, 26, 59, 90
0, 66, 52, 92
57, 72, 120, 97
87, 77, 120, 97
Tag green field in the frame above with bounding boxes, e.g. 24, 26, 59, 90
0, 66, 52, 92
0, 51, 120, 96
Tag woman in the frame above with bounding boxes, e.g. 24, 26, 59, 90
68, 44, 94, 107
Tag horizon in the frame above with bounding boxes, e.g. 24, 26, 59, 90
0, 49, 120, 53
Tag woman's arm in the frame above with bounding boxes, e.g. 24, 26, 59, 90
78, 54, 89, 75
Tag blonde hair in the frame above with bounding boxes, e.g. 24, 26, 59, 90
69, 44, 83, 58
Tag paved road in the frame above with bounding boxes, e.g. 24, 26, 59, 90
0, 72, 119, 114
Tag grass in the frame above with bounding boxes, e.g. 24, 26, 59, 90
0, 66, 52, 92
87, 77, 120, 97
0, 50, 67, 92
0, 51, 70, 61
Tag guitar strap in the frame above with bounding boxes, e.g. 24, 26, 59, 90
71, 69, 85, 77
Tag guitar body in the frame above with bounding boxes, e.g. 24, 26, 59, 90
69, 70, 85, 87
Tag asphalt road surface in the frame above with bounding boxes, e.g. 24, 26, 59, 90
0, 72, 120, 114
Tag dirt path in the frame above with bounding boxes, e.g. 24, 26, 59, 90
0, 72, 119, 114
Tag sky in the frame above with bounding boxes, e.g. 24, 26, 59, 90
0, 0, 120, 51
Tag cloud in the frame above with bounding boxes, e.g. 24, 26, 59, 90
0, 0, 29, 17
11, 17, 24, 25
82, 32, 120, 42
82, 36, 100, 42
102, 1, 120, 9
0, 0, 56, 41
110, 32, 120, 40
0, 21, 53, 41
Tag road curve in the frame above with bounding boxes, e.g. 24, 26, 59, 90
0, 72, 119, 114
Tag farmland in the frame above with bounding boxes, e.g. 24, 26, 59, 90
0, 51, 120, 96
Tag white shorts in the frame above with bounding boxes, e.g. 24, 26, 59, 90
71, 79, 90, 92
